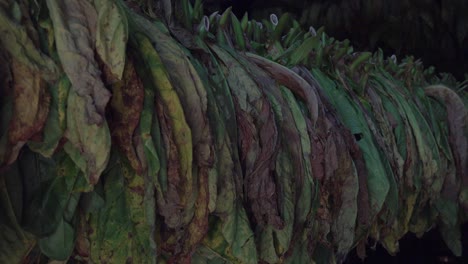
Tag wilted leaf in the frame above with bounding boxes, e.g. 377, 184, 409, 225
87, 152, 157, 263
0, 8, 58, 80
20, 149, 87, 239
312, 68, 390, 218
246, 52, 319, 124
132, 32, 193, 215
109, 57, 144, 174
46, 0, 111, 125
7, 60, 50, 164
28, 75, 70, 157
64, 89, 111, 184
0, 161, 35, 263
211, 45, 283, 229
94, 0, 128, 79
425, 85, 468, 209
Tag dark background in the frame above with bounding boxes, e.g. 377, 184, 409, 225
203, 0, 468, 81
202, 0, 468, 263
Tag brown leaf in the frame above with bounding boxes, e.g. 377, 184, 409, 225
8, 60, 50, 164
246, 53, 319, 124
155, 98, 183, 229
243, 100, 283, 229
179, 167, 210, 261
109, 57, 144, 174
425, 85, 468, 205
46, 0, 111, 125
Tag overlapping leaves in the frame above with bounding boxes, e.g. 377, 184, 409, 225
0, 0, 466, 263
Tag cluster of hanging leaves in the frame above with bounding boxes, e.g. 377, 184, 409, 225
0, 0, 467, 263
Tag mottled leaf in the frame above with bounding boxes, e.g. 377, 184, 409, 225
46, 0, 111, 124
87, 152, 157, 263
109, 57, 144, 173
7, 60, 50, 164
0, 8, 58, 80
64, 89, 111, 184
28, 75, 70, 157
94, 0, 128, 79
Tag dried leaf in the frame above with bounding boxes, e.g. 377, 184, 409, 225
28, 75, 70, 157
64, 89, 111, 184
94, 0, 128, 79
87, 152, 157, 263
7, 60, 50, 164
246, 52, 319, 124
0, 8, 58, 80
109, 57, 144, 173
46, 0, 111, 124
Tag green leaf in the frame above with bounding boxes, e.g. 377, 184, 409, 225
28, 75, 70, 157
46, 0, 111, 124
0, 8, 58, 80
0, 160, 35, 262
109, 58, 145, 174
87, 151, 157, 263
38, 218, 75, 260
94, 0, 128, 79
7, 60, 50, 164
131, 32, 193, 226
312, 69, 390, 217
289, 36, 319, 65
64, 89, 111, 185
21, 150, 87, 237
231, 13, 245, 50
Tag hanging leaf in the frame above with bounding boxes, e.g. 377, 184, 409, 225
7, 60, 50, 165
0, 8, 58, 80
94, 0, 128, 79
28, 75, 70, 157
87, 152, 157, 263
109, 57, 145, 174
64, 89, 111, 185
46, 0, 111, 125
38, 218, 75, 260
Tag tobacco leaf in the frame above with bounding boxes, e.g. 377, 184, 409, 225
0, 52, 13, 166
64, 89, 111, 185
87, 151, 157, 263
0, 7, 58, 80
46, 0, 111, 125
21, 150, 85, 235
312, 68, 390, 219
0, 159, 36, 263
425, 85, 467, 195
15, 148, 89, 260
210, 44, 283, 229
94, 0, 128, 79
109, 57, 144, 174
131, 10, 213, 173
246, 52, 319, 124
28, 75, 70, 157
132, 33, 193, 224
426, 95, 460, 214
372, 73, 439, 227
281, 87, 315, 235
225, 51, 298, 259
203, 138, 258, 263
177, 57, 215, 261
295, 67, 358, 260
339, 76, 398, 224
208, 139, 258, 264
195, 44, 257, 264
7, 60, 50, 165
154, 97, 184, 230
